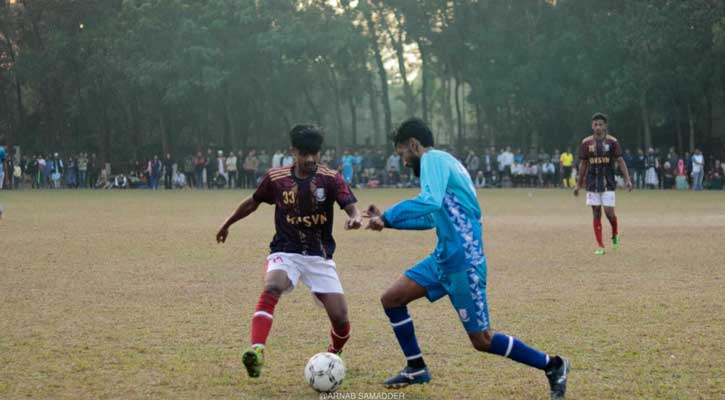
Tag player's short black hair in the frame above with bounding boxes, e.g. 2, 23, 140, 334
289, 125, 324, 154
591, 112, 608, 123
392, 118, 434, 147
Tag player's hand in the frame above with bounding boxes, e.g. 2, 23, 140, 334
345, 215, 362, 230
216, 224, 229, 243
366, 216, 385, 231
363, 204, 382, 218
626, 179, 633, 192
573, 185, 580, 197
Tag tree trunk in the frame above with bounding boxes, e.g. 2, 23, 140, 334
383, 11, 415, 117
363, 7, 392, 135
442, 78, 454, 143
366, 70, 381, 145
687, 99, 696, 152
419, 41, 429, 123
328, 66, 344, 151
454, 77, 464, 151
640, 91, 652, 150
303, 86, 323, 125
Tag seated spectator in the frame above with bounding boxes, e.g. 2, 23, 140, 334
113, 175, 128, 189
474, 170, 485, 188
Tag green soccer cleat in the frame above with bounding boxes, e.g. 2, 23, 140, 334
612, 235, 620, 249
594, 247, 605, 256
242, 346, 265, 378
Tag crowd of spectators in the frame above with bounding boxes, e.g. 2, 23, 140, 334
1, 144, 723, 191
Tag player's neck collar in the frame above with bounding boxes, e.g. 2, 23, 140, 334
292, 164, 316, 181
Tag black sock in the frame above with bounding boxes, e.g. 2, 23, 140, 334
407, 357, 426, 370
545, 355, 562, 370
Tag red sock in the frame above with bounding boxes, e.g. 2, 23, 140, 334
328, 322, 351, 353
250, 291, 279, 348
608, 215, 618, 237
593, 218, 604, 247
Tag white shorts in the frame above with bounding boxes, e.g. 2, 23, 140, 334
265, 252, 344, 295
586, 191, 616, 207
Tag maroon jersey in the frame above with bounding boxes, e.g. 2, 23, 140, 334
579, 133, 622, 192
253, 165, 356, 259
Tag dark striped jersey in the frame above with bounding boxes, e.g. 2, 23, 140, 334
578, 133, 622, 192
253, 165, 356, 259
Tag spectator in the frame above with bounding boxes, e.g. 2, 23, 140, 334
12, 159, 21, 189
662, 161, 675, 189
183, 154, 195, 188
474, 170, 485, 188
560, 147, 574, 188
386, 151, 401, 185
465, 150, 480, 178
500, 146, 514, 177
645, 148, 659, 189
633, 149, 646, 189
205, 148, 216, 189
542, 159, 555, 188
88, 153, 98, 190
78, 153, 88, 188
281, 151, 294, 167
215, 150, 227, 188
0, 144, 6, 190
550, 148, 560, 188
226, 151, 238, 189
341, 150, 356, 184
691, 148, 705, 191
258, 149, 270, 180
149, 155, 162, 190
272, 149, 284, 169
49, 153, 63, 189
65, 155, 77, 188
243, 149, 259, 188
163, 153, 174, 190
675, 158, 689, 190
194, 151, 205, 189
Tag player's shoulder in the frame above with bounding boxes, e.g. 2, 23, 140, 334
317, 165, 339, 179
268, 166, 292, 181
606, 134, 619, 142
581, 134, 594, 144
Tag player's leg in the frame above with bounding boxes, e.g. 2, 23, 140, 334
315, 293, 351, 354
603, 206, 619, 249
243, 255, 297, 378
589, 201, 605, 255
448, 266, 570, 399
297, 255, 351, 354
381, 257, 445, 387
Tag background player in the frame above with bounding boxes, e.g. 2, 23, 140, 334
216, 125, 362, 378
574, 113, 633, 255
365, 118, 570, 399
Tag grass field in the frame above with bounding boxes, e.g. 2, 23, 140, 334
0, 189, 723, 399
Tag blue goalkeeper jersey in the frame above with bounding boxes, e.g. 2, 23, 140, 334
382, 149, 486, 272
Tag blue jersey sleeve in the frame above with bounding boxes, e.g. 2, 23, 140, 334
382, 212, 435, 230
382, 152, 450, 227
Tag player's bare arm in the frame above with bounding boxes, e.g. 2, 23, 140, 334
616, 157, 633, 192
573, 159, 587, 197
363, 204, 385, 231
344, 203, 362, 230
216, 196, 261, 243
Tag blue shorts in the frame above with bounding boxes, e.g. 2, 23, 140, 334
404, 256, 490, 333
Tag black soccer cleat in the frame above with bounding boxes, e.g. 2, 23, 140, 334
545, 356, 570, 399
383, 366, 431, 388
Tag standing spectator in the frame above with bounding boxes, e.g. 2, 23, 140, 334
281, 150, 294, 167
667, 147, 679, 171
272, 149, 284, 169
12, 158, 21, 189
482, 148, 495, 187
257, 149, 271, 181
243, 149, 259, 188
0, 144, 6, 190
163, 153, 174, 189
675, 158, 689, 190
663, 161, 675, 189
341, 150, 355, 184
465, 150, 480, 178
386, 150, 401, 185
65, 155, 78, 188
644, 148, 659, 189
474, 170, 486, 188
691, 148, 705, 191
226, 151, 238, 189
49, 153, 64, 189
686, 151, 694, 188
149, 155, 162, 190
501, 146, 514, 177
183, 154, 195, 188
363, 148, 376, 180
236, 150, 244, 187
622, 149, 634, 183
633, 149, 646, 189
551, 148, 561, 188
215, 150, 227, 188
88, 153, 98, 190
542, 159, 555, 188
194, 151, 205, 189
78, 153, 88, 188
205, 148, 214, 189
560, 147, 574, 188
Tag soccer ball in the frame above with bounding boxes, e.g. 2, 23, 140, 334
304, 352, 345, 392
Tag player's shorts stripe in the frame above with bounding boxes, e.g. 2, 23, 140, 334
504, 335, 514, 357
405, 353, 423, 360
253, 311, 274, 319
390, 317, 412, 327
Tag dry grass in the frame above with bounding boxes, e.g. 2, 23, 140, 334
0, 189, 723, 399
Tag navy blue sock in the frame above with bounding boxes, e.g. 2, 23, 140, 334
384, 306, 426, 369
487, 332, 549, 370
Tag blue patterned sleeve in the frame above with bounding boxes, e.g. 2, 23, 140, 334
381, 212, 435, 230
382, 152, 450, 228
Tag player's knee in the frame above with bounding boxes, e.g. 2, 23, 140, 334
470, 330, 494, 352
380, 290, 402, 308
263, 285, 284, 298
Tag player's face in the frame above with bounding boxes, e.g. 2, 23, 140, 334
592, 119, 607, 135
396, 141, 421, 177
292, 148, 320, 174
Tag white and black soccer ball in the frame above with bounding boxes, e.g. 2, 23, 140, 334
304, 352, 345, 393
